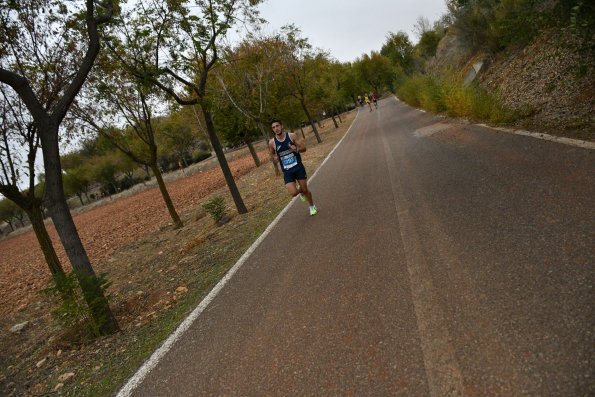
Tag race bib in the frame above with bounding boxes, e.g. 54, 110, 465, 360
280, 152, 297, 170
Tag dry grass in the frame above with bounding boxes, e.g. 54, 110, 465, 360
0, 110, 357, 397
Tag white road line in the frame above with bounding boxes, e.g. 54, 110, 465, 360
392, 95, 594, 150
116, 110, 362, 397
475, 124, 595, 150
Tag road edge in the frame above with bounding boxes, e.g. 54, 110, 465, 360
116, 109, 362, 397
392, 95, 594, 150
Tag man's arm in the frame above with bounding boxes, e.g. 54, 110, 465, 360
289, 132, 307, 153
269, 139, 279, 163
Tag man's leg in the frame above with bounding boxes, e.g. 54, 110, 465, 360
285, 181, 299, 197
297, 179, 313, 206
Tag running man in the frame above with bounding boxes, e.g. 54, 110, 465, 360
269, 119, 318, 216
364, 94, 372, 111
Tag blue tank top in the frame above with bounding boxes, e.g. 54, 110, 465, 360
274, 132, 302, 172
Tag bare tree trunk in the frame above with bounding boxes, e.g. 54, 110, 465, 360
27, 205, 73, 301
331, 114, 338, 128
300, 99, 321, 143
335, 108, 343, 123
245, 138, 261, 167
150, 164, 183, 229
299, 125, 305, 139
41, 125, 119, 335
202, 106, 247, 214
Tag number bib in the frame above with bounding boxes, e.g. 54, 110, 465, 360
280, 152, 298, 170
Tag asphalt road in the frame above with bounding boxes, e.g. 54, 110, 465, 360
122, 98, 594, 396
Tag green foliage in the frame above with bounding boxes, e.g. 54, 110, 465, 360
79, 134, 116, 157
156, 113, 200, 164
380, 31, 415, 72
42, 272, 113, 339
417, 30, 444, 58
63, 167, 91, 200
60, 152, 86, 171
202, 196, 227, 223
491, 0, 540, 48
447, 0, 594, 53
0, 198, 23, 230
192, 149, 211, 163
88, 153, 119, 195
355, 52, 395, 93
397, 73, 517, 124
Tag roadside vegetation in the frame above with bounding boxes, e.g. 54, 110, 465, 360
0, 0, 592, 395
397, 73, 517, 123
392, 0, 594, 125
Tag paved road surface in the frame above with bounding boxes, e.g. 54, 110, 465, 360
122, 98, 594, 396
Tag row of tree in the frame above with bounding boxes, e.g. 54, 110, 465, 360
0, 0, 393, 335
3, 0, 491, 336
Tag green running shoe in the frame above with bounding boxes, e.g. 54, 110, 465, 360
299, 193, 307, 203
309, 205, 318, 216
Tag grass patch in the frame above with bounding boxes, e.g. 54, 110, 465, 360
396, 73, 518, 124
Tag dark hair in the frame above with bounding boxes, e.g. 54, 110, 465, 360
270, 118, 282, 126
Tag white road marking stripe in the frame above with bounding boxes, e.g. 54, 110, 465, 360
392, 95, 594, 150
116, 109, 362, 397
475, 124, 595, 150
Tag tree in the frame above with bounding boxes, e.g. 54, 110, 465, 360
106, 0, 263, 215
0, 198, 21, 231
212, 100, 262, 167
88, 153, 119, 197
380, 31, 415, 72
214, 34, 288, 172
216, 35, 282, 134
78, 65, 184, 228
0, 0, 119, 334
157, 112, 200, 169
63, 166, 91, 205
356, 52, 394, 94
275, 25, 324, 143
0, 84, 71, 300
413, 16, 432, 40
338, 62, 367, 108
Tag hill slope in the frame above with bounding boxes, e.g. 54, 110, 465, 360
429, 28, 594, 141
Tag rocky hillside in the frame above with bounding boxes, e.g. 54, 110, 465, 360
428, 29, 594, 141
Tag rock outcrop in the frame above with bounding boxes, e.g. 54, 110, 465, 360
430, 29, 594, 141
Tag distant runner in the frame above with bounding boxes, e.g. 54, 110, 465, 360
371, 93, 378, 108
269, 119, 318, 216
364, 94, 372, 111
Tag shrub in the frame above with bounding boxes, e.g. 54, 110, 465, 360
42, 272, 112, 340
418, 75, 446, 113
396, 75, 422, 107
202, 196, 227, 223
192, 149, 211, 164
396, 73, 517, 124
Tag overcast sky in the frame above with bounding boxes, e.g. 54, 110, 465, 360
255, 0, 448, 62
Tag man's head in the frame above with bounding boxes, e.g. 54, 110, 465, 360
271, 119, 283, 135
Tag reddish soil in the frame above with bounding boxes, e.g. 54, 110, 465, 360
0, 151, 269, 320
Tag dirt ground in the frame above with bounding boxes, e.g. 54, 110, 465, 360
0, 111, 356, 396
0, 142, 269, 319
